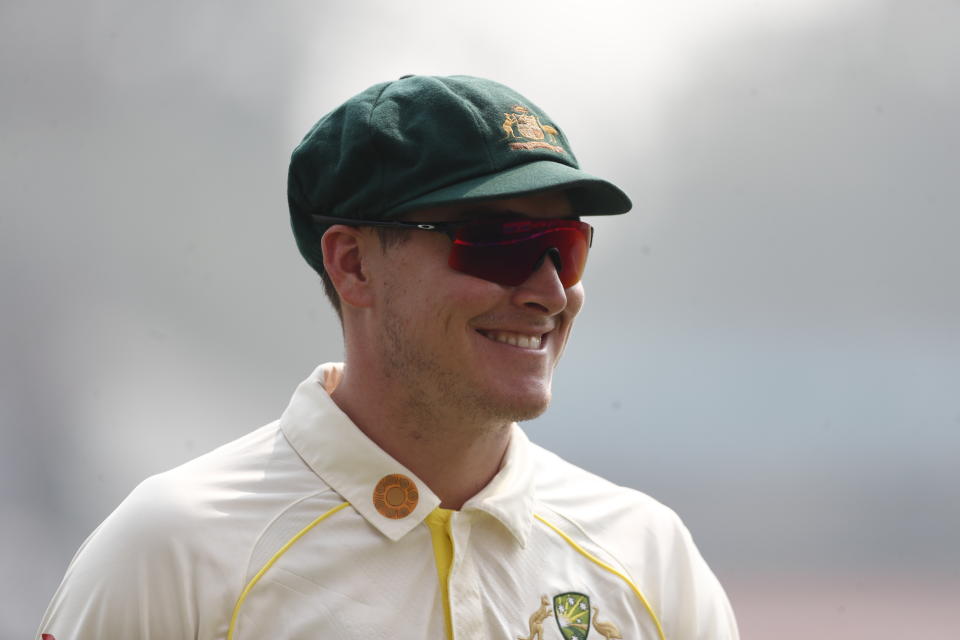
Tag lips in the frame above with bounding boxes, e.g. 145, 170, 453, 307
476, 329, 544, 349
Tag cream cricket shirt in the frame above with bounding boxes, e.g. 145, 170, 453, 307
39, 363, 738, 640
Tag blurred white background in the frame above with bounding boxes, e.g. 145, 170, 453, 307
3, 1, 959, 638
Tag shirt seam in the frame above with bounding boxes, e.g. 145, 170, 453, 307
228, 500, 351, 640
532, 510, 666, 640
236, 487, 344, 603
537, 502, 647, 597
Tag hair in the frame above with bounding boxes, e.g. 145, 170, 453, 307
319, 225, 411, 320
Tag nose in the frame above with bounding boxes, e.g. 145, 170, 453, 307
512, 248, 570, 315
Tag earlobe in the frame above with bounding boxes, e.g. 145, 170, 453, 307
321, 226, 375, 309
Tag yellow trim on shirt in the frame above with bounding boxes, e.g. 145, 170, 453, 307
534, 513, 667, 640
227, 501, 350, 640
425, 507, 455, 640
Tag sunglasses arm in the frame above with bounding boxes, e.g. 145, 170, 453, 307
311, 215, 458, 238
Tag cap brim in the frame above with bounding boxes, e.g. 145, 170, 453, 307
383, 160, 632, 218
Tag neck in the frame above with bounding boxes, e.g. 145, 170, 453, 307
330, 364, 512, 510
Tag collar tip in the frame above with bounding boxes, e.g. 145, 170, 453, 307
509, 517, 534, 548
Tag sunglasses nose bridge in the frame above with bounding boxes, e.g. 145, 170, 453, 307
533, 246, 563, 275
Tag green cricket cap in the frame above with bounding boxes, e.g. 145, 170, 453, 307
288, 74, 632, 276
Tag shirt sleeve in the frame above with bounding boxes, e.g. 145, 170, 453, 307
36, 476, 216, 640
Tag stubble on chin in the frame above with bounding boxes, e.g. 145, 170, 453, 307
378, 303, 550, 432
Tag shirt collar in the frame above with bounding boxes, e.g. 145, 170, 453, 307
280, 363, 440, 541
455, 424, 533, 546
279, 363, 536, 546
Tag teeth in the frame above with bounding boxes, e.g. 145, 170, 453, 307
482, 330, 542, 349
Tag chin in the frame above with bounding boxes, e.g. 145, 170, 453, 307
455, 364, 557, 424
492, 387, 553, 423
511, 402, 550, 423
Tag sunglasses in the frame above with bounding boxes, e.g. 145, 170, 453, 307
313, 215, 594, 287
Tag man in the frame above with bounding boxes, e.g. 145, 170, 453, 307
38, 75, 738, 639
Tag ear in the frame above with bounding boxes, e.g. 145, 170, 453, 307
321, 225, 376, 309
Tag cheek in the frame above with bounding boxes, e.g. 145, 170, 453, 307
566, 283, 585, 318
386, 266, 499, 332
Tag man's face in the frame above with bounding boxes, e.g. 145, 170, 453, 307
364, 191, 585, 425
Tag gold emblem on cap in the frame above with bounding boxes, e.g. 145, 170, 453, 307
373, 473, 419, 519
500, 105, 565, 154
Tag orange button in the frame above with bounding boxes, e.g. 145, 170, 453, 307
373, 473, 419, 519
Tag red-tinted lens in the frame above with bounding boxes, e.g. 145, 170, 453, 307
448, 219, 592, 287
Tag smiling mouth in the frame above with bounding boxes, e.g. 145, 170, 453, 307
476, 329, 544, 350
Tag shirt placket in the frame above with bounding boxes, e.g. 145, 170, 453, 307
447, 510, 485, 640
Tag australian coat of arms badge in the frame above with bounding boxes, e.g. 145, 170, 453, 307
517, 592, 625, 640
500, 105, 565, 154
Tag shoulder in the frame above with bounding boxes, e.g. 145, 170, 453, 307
97, 420, 338, 576
107, 422, 313, 538
38, 422, 337, 639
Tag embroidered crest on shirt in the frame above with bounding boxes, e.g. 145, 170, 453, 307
500, 105, 565, 154
518, 593, 626, 640
587, 605, 624, 640
517, 595, 553, 640
553, 592, 591, 639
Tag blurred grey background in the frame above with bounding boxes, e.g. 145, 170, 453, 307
3, 1, 959, 638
